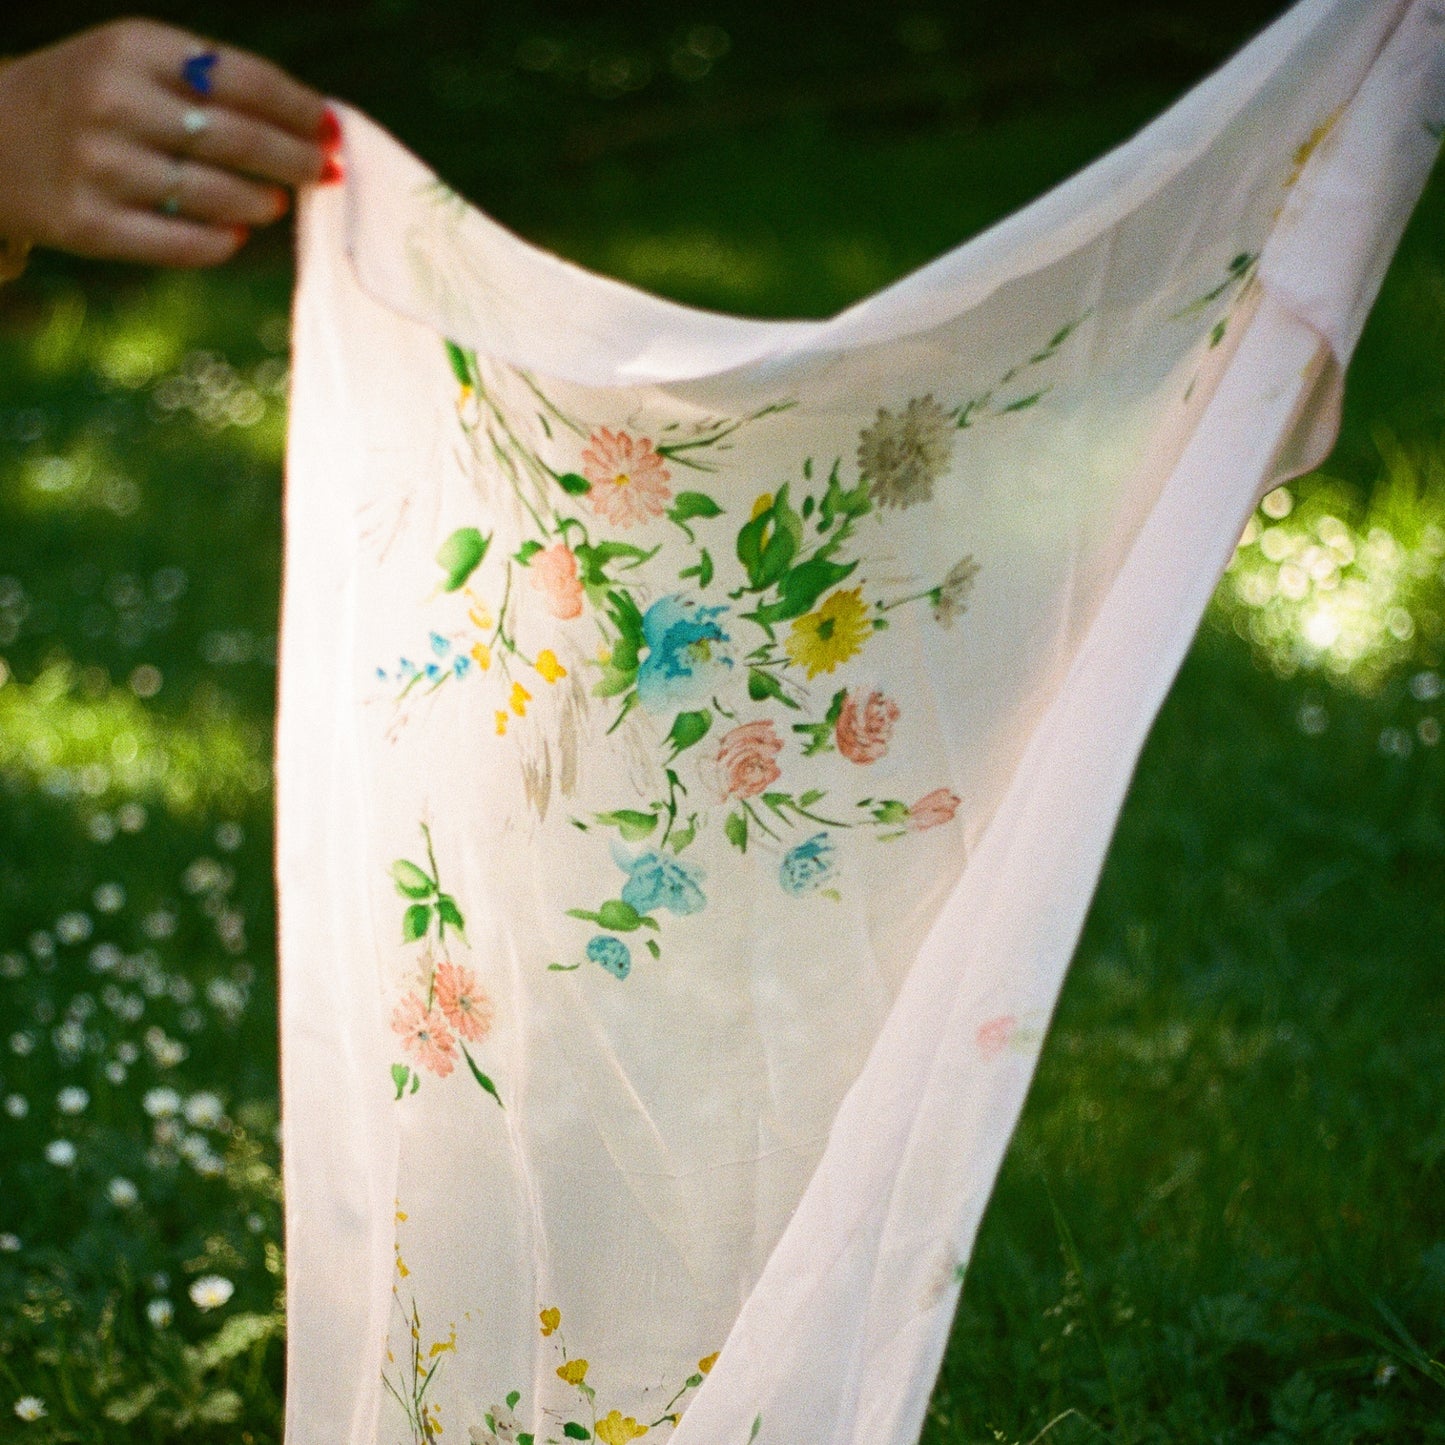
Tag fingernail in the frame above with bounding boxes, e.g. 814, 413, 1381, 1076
319, 155, 344, 186
230, 225, 250, 247
317, 106, 341, 150
272, 188, 291, 219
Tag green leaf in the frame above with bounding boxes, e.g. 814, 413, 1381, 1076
506, 1392, 521, 1410
669, 817, 697, 852
871, 799, 911, 825
461, 1044, 503, 1107
685, 1373, 704, 1388
747, 668, 799, 709
515, 540, 544, 565
645, 938, 661, 959
799, 789, 825, 807
750, 1414, 763, 1442
679, 547, 714, 589
597, 899, 645, 932
548, 961, 581, 971
819, 463, 871, 530
402, 903, 431, 943
410, 1070, 420, 1093
669, 490, 724, 522
195, 1389, 244, 1425
557, 471, 592, 495
751, 555, 858, 625
1209, 319, 1228, 348
736, 485, 802, 590
564, 1424, 591, 1440
595, 809, 658, 842
392, 859, 435, 899
444, 340, 474, 387
518, 1436, 535, 1445
105, 1384, 161, 1425
1000, 389, 1048, 413
391, 1063, 411, 1100
725, 810, 748, 852
436, 527, 490, 592
436, 894, 466, 937
667, 708, 712, 755
190, 1313, 280, 1370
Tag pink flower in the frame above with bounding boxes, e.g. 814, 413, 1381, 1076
835, 689, 900, 764
907, 788, 961, 831
529, 543, 584, 620
391, 993, 456, 1077
433, 961, 495, 1044
976, 1014, 1017, 1058
707, 720, 784, 801
581, 428, 672, 528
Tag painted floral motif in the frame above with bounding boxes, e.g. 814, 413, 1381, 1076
705, 720, 784, 801
835, 689, 899, 765
387, 824, 501, 1105
856, 393, 954, 510
582, 427, 673, 528
384, 1299, 716, 1445
376, 313, 1107, 977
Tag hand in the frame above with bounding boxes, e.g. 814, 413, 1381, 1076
0, 18, 331, 268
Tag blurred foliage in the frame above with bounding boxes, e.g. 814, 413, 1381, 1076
1, 0, 1444, 1440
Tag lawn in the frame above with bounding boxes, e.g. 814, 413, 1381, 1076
0, 17, 1442, 1442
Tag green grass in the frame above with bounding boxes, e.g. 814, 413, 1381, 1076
0, 80, 1441, 1444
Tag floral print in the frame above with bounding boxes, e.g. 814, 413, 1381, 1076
387, 826, 501, 1105
706, 720, 784, 801
779, 833, 837, 896
907, 789, 962, 831
835, 690, 899, 764
529, 543, 585, 620
582, 427, 673, 528
856, 394, 954, 509
374, 318, 1106, 978
783, 587, 871, 678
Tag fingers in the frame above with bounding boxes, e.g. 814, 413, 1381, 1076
100, 139, 290, 227
70, 206, 247, 269
120, 20, 328, 150
133, 89, 327, 189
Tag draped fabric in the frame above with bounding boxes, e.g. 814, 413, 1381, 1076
276, 3, 1445, 1442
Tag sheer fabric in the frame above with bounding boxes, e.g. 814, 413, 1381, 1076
277, 3, 1445, 1442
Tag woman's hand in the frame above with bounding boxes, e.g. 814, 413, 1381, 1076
0, 18, 331, 268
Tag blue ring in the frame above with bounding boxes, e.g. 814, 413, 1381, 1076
182, 51, 219, 97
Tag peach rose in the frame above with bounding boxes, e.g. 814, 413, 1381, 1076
907, 787, 960, 831
709, 720, 784, 801
529, 543, 584, 620
835, 688, 900, 764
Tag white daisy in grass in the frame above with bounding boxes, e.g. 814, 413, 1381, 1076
188, 1275, 234, 1311
13, 1397, 46, 1421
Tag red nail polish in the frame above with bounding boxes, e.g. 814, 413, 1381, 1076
317, 106, 341, 150
231, 225, 250, 246
319, 155, 344, 186
272, 188, 291, 218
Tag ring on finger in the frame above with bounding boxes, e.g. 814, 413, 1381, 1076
158, 159, 186, 218
180, 106, 212, 147
181, 49, 219, 97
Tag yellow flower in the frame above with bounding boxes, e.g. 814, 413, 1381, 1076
535, 649, 567, 684
428, 1327, 456, 1358
471, 641, 492, 670
539, 1307, 561, 1337
784, 587, 871, 678
556, 1358, 588, 1387
510, 681, 532, 716
750, 492, 773, 520
467, 598, 493, 630
698, 1352, 719, 1375
595, 1410, 649, 1445
495, 711, 508, 736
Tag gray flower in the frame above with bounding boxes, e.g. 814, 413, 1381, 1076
932, 556, 979, 627
856, 394, 954, 510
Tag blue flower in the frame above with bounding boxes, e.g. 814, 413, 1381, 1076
620, 850, 706, 917
635, 595, 733, 714
452, 653, 472, 679
586, 935, 631, 979
779, 832, 836, 895
430, 631, 451, 657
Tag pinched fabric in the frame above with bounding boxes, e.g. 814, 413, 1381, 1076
276, 3, 1445, 1443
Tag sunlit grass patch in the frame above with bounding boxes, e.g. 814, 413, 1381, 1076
1212, 437, 1445, 693
0, 661, 270, 814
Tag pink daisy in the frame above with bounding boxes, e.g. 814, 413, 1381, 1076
433, 961, 495, 1044
580, 428, 671, 529
391, 992, 456, 1077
